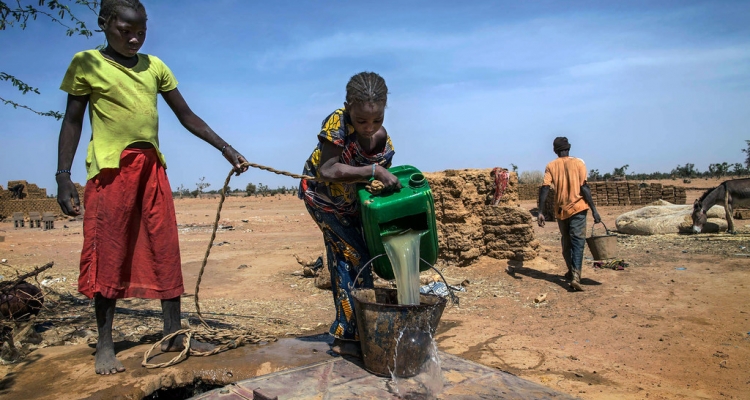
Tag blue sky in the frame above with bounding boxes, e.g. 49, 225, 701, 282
1, 0, 749, 194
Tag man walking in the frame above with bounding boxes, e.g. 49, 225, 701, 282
538, 137, 601, 291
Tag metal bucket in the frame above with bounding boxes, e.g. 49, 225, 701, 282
586, 222, 617, 260
351, 288, 446, 378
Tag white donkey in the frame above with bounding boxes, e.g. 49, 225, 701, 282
692, 178, 750, 234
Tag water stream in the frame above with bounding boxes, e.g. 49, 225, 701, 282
382, 229, 426, 305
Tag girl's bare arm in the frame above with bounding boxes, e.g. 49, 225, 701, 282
56, 94, 89, 216
161, 88, 248, 174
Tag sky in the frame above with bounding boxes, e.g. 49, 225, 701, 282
1, 0, 749, 194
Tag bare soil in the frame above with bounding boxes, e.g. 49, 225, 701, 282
1, 177, 749, 399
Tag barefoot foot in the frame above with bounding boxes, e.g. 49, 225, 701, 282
161, 334, 216, 353
95, 348, 125, 375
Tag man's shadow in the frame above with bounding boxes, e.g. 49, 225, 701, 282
505, 260, 601, 291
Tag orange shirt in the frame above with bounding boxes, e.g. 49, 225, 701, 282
543, 156, 589, 220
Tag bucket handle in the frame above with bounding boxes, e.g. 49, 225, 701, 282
348, 253, 388, 291
348, 255, 459, 306
591, 221, 611, 237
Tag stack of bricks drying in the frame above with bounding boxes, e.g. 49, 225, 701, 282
0, 180, 85, 220
515, 181, 687, 206
424, 169, 539, 266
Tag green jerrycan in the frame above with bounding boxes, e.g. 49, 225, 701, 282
358, 165, 438, 280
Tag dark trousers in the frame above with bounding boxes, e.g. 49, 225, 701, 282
557, 210, 587, 275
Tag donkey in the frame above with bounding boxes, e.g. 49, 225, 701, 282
692, 178, 750, 234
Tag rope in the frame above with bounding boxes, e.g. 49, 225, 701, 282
143, 161, 384, 368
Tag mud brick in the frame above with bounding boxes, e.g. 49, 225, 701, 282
28, 211, 41, 228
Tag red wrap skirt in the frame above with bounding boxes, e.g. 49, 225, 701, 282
78, 148, 184, 299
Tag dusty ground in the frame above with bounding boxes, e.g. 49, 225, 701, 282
1, 178, 749, 399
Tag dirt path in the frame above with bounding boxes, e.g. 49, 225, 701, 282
1, 190, 749, 399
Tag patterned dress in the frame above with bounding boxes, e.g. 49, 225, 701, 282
299, 108, 395, 340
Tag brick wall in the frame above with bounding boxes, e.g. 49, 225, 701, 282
424, 169, 539, 265
518, 182, 687, 206
0, 180, 85, 220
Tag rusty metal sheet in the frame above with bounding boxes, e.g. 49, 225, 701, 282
191, 352, 577, 400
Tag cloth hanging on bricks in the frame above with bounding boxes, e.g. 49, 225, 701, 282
491, 167, 510, 205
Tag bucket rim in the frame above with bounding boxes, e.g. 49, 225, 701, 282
351, 287, 447, 309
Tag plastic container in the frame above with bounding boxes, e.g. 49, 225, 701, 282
358, 165, 438, 280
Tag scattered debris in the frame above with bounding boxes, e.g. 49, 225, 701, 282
534, 293, 547, 303
593, 259, 629, 270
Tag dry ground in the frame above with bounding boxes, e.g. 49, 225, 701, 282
1, 178, 749, 399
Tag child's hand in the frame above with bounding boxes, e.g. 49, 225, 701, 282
375, 166, 402, 192
56, 174, 81, 216
222, 145, 249, 176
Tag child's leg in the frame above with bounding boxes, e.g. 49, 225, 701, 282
305, 204, 373, 347
160, 296, 215, 353
94, 294, 125, 374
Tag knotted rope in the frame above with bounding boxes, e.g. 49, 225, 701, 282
142, 161, 384, 367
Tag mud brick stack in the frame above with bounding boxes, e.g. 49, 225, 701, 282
0, 180, 85, 220
661, 186, 676, 204
6, 180, 47, 198
517, 184, 539, 201
604, 183, 617, 206
481, 206, 538, 261
425, 169, 538, 266
615, 183, 629, 206
628, 183, 641, 205
675, 187, 687, 204
508, 181, 688, 207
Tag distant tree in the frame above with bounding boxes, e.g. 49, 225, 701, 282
671, 163, 696, 179
509, 163, 518, 174
195, 176, 210, 195
588, 169, 600, 182
731, 163, 747, 177
708, 162, 729, 178
245, 182, 256, 196
257, 183, 269, 196
1, 0, 99, 119
612, 164, 629, 177
602, 172, 612, 181
176, 184, 188, 199
743, 140, 750, 169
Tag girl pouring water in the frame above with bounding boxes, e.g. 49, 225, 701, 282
299, 72, 401, 357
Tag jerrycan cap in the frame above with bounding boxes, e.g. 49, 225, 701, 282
409, 173, 426, 188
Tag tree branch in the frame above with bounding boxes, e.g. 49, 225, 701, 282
0, 0, 96, 37
0, 95, 63, 119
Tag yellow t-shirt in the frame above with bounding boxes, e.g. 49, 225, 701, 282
60, 50, 178, 180
543, 156, 589, 220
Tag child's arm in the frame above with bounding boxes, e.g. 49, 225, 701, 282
161, 88, 248, 175
56, 94, 89, 216
317, 139, 401, 189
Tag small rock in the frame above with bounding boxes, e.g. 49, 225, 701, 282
237, 264, 249, 269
